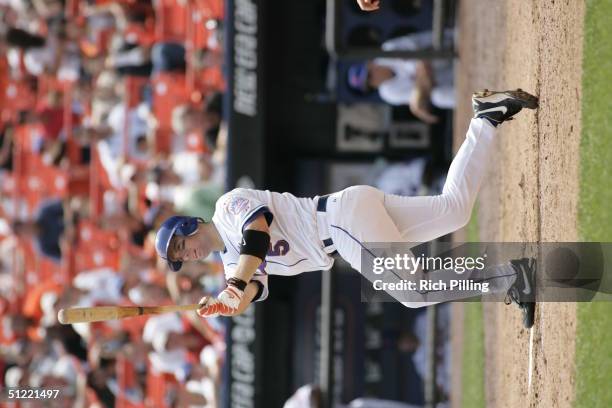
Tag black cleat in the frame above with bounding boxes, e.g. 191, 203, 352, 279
472, 89, 539, 127
505, 257, 536, 329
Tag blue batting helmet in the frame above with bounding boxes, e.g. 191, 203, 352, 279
155, 215, 203, 271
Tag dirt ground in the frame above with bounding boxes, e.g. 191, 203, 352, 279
451, 1, 585, 407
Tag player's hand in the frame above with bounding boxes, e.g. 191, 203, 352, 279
356, 0, 381, 11
197, 285, 244, 317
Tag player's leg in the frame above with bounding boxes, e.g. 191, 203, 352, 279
324, 185, 536, 322
325, 186, 436, 308
323, 186, 518, 309
384, 89, 538, 243
383, 117, 495, 243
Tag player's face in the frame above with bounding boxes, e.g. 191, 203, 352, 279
169, 232, 210, 263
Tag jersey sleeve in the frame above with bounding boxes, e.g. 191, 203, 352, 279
249, 272, 269, 303
215, 189, 274, 232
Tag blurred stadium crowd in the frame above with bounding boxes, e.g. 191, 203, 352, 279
0, 0, 229, 406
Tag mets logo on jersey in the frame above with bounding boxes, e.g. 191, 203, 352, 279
227, 196, 250, 215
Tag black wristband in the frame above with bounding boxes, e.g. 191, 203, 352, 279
240, 229, 270, 261
227, 277, 247, 291
251, 280, 264, 302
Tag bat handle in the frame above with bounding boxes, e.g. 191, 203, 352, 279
142, 303, 202, 315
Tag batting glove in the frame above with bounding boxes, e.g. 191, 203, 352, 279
197, 285, 244, 317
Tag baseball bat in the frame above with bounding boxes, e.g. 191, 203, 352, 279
57, 303, 202, 325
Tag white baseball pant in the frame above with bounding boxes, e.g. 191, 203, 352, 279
322, 118, 516, 307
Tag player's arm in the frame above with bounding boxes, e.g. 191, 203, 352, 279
232, 281, 263, 315
198, 215, 270, 317
232, 214, 270, 282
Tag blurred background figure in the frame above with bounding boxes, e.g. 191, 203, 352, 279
347, 30, 455, 124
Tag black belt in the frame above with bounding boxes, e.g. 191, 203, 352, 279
317, 195, 337, 255
317, 194, 329, 212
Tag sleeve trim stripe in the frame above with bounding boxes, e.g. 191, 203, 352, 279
240, 205, 272, 231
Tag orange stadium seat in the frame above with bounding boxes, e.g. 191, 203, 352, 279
36, 75, 63, 102
72, 221, 122, 272
38, 257, 63, 283
18, 240, 42, 290
195, 0, 225, 20
152, 72, 190, 153
11, 125, 70, 211
125, 23, 158, 47
19, 155, 69, 211
145, 368, 178, 408
89, 146, 113, 218
185, 0, 226, 96
155, 0, 188, 43
116, 354, 145, 408
199, 66, 225, 94
2, 78, 37, 124
121, 313, 149, 342
125, 76, 150, 109
184, 130, 208, 154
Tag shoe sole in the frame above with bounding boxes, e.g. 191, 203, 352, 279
472, 88, 539, 109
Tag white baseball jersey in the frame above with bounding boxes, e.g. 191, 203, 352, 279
211, 188, 335, 301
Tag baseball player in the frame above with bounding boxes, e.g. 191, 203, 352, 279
155, 89, 539, 328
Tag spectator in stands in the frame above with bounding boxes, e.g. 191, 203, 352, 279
171, 92, 223, 150
144, 158, 223, 222
3, 27, 46, 49
192, 47, 224, 71
37, 90, 66, 141
86, 332, 145, 405
0, 262, 14, 300
151, 42, 187, 73
35, 90, 83, 166
18, 20, 82, 82
11, 198, 71, 263
89, 70, 124, 126
165, 96, 225, 190
45, 323, 88, 362
106, 37, 223, 78
0, 126, 14, 172
1, 313, 30, 346
347, 30, 455, 124
106, 36, 153, 77
0, 236, 21, 298
83, 0, 154, 35
31, 0, 65, 21
96, 101, 153, 187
